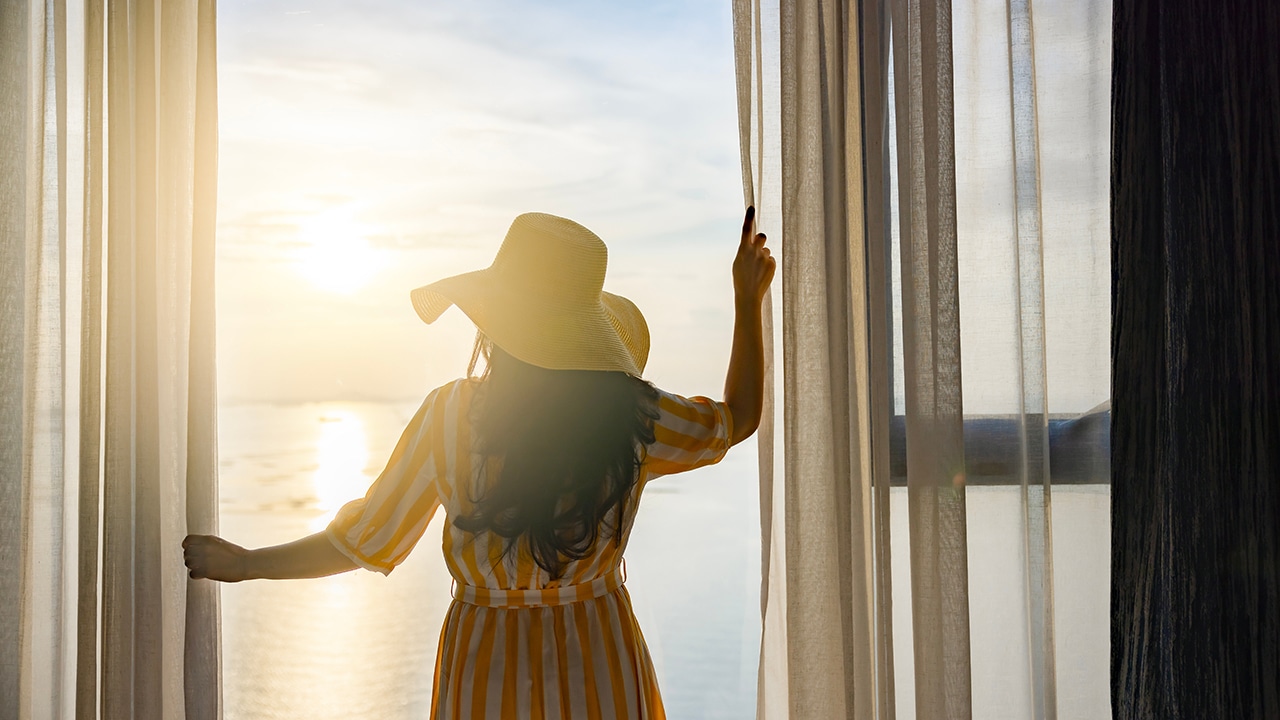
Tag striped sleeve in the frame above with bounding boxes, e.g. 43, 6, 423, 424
326, 381, 458, 575
643, 388, 734, 479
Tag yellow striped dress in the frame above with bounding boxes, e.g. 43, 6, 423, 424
325, 378, 733, 719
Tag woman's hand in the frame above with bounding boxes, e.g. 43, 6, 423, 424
733, 206, 776, 307
183, 534, 251, 582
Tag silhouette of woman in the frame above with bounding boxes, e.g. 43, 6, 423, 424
184, 207, 773, 718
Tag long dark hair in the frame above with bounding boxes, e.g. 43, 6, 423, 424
453, 334, 660, 579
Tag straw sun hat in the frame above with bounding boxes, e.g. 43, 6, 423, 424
410, 212, 650, 377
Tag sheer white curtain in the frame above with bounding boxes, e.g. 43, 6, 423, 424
0, 0, 221, 718
735, 0, 1111, 718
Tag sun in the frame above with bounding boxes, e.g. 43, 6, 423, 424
295, 209, 384, 294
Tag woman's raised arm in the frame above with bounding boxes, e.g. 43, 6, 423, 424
723, 206, 775, 446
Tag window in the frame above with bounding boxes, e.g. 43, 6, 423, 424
216, 2, 758, 717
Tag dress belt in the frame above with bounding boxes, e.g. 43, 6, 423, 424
452, 562, 627, 609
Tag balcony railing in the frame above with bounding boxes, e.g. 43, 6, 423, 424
888, 405, 1111, 485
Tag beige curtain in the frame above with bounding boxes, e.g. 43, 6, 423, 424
0, 0, 221, 718
735, 0, 894, 716
735, 0, 1111, 718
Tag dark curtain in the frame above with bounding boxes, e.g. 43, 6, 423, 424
1111, 1, 1280, 718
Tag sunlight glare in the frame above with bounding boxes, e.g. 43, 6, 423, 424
309, 408, 372, 531
295, 210, 384, 294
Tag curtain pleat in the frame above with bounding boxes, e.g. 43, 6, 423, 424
0, 14, 35, 707
32, 0, 73, 711
949, 0, 1110, 715
0, 38, 27, 696
778, 0, 867, 713
738, 0, 791, 717
738, 1, 892, 718
76, 0, 106, 716
855, 0, 897, 715
2, 0, 221, 718
102, 0, 139, 711
133, 0, 167, 712
733, 0, 757, 208
1, 1, 61, 717
184, 2, 223, 718
55, 10, 74, 708
0, 39, 34, 715
949, 0, 1065, 714
889, 0, 974, 716
1003, 1, 1056, 716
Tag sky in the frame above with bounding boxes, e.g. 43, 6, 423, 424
216, 0, 744, 405
215, 0, 1112, 414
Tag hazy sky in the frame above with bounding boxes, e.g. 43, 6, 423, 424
215, 0, 1111, 413
216, 0, 743, 404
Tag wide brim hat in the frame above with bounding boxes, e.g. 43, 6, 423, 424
409, 212, 649, 376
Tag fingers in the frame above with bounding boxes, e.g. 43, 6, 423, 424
184, 550, 205, 579
183, 536, 205, 563
183, 535, 210, 579
185, 554, 210, 580
741, 206, 772, 252
734, 206, 776, 298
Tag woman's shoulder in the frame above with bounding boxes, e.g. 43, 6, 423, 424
416, 377, 482, 416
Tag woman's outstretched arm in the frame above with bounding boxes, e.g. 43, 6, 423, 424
724, 206, 776, 446
182, 532, 357, 582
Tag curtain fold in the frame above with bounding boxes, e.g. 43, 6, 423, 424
1004, 0, 1056, 713
856, 0, 897, 715
888, 0, 974, 715
76, 0, 105, 715
2, 1, 69, 715
184, 0, 223, 716
0, 1, 222, 718
948, 0, 1111, 716
778, 0, 873, 714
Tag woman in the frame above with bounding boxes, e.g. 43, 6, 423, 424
183, 207, 774, 718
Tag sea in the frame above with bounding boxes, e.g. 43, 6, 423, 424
219, 402, 1110, 720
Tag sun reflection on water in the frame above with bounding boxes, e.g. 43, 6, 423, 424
309, 408, 372, 532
